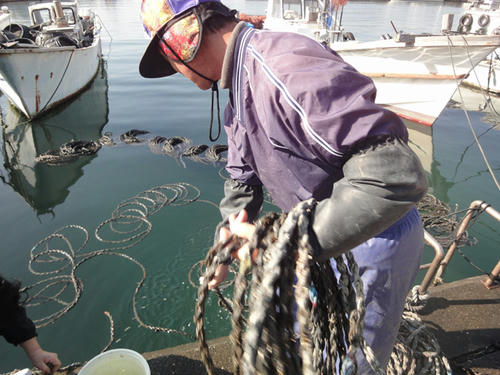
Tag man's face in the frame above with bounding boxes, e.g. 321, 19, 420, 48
167, 56, 214, 91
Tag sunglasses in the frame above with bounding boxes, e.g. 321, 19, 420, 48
158, 11, 202, 63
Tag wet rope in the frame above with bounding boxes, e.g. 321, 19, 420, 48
387, 311, 451, 375
416, 193, 478, 249
34, 130, 228, 166
416, 193, 496, 279
195, 199, 386, 375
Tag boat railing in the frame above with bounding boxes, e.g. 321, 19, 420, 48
418, 200, 500, 295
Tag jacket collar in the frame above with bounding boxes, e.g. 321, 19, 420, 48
220, 21, 251, 90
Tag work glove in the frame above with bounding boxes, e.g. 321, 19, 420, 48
311, 136, 428, 260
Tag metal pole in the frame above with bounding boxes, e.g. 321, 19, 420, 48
419, 230, 444, 294
434, 201, 500, 285
482, 260, 500, 289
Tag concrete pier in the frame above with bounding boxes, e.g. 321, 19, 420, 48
418, 275, 500, 375
43, 275, 500, 374
139, 275, 500, 375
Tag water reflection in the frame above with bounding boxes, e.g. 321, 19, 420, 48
0, 61, 109, 215
404, 119, 457, 203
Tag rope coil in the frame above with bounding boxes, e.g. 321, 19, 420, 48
195, 199, 385, 375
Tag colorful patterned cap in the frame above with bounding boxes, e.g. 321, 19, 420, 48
139, 0, 235, 78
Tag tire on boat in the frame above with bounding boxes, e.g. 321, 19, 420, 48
458, 14, 473, 33
2, 24, 32, 40
478, 14, 490, 28
0, 31, 10, 43
1, 30, 16, 41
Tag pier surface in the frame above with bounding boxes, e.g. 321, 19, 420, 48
137, 275, 500, 375
418, 275, 500, 375
52, 275, 500, 375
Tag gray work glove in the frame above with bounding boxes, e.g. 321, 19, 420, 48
311, 136, 428, 261
219, 179, 264, 223
214, 179, 264, 248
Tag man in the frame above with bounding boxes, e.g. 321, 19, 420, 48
139, 0, 427, 372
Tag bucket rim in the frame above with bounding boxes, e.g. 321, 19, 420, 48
79, 348, 150, 375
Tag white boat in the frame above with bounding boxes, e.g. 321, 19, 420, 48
263, 0, 500, 127
455, 0, 500, 94
1, 61, 109, 215
0, 1, 102, 120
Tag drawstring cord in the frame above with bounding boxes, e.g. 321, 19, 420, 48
209, 82, 221, 142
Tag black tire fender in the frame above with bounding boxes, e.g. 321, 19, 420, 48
478, 14, 490, 27
459, 13, 473, 27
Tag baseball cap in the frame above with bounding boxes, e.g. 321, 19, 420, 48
139, 0, 236, 78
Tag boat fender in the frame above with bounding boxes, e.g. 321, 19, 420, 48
478, 14, 490, 27
458, 13, 473, 33
459, 13, 473, 26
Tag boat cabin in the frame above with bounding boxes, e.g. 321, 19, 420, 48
264, 0, 349, 44
266, 0, 323, 23
28, 1, 85, 41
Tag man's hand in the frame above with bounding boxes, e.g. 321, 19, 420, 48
21, 337, 61, 374
208, 210, 256, 289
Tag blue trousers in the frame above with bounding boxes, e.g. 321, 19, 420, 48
331, 207, 424, 373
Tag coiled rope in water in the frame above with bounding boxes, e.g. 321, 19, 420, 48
2, 183, 208, 375
195, 199, 385, 375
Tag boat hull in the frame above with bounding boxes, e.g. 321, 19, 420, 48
463, 55, 500, 94
265, 9, 500, 126
333, 35, 500, 126
0, 37, 102, 119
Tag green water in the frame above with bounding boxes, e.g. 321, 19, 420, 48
0, 0, 499, 372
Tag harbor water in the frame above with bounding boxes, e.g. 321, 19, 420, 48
1, 0, 499, 372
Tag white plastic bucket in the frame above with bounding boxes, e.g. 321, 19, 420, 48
78, 348, 150, 375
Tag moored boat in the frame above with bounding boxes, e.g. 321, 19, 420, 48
0, 1, 102, 120
1, 60, 109, 214
263, 0, 500, 126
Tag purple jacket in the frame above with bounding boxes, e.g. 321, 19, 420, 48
220, 24, 408, 211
